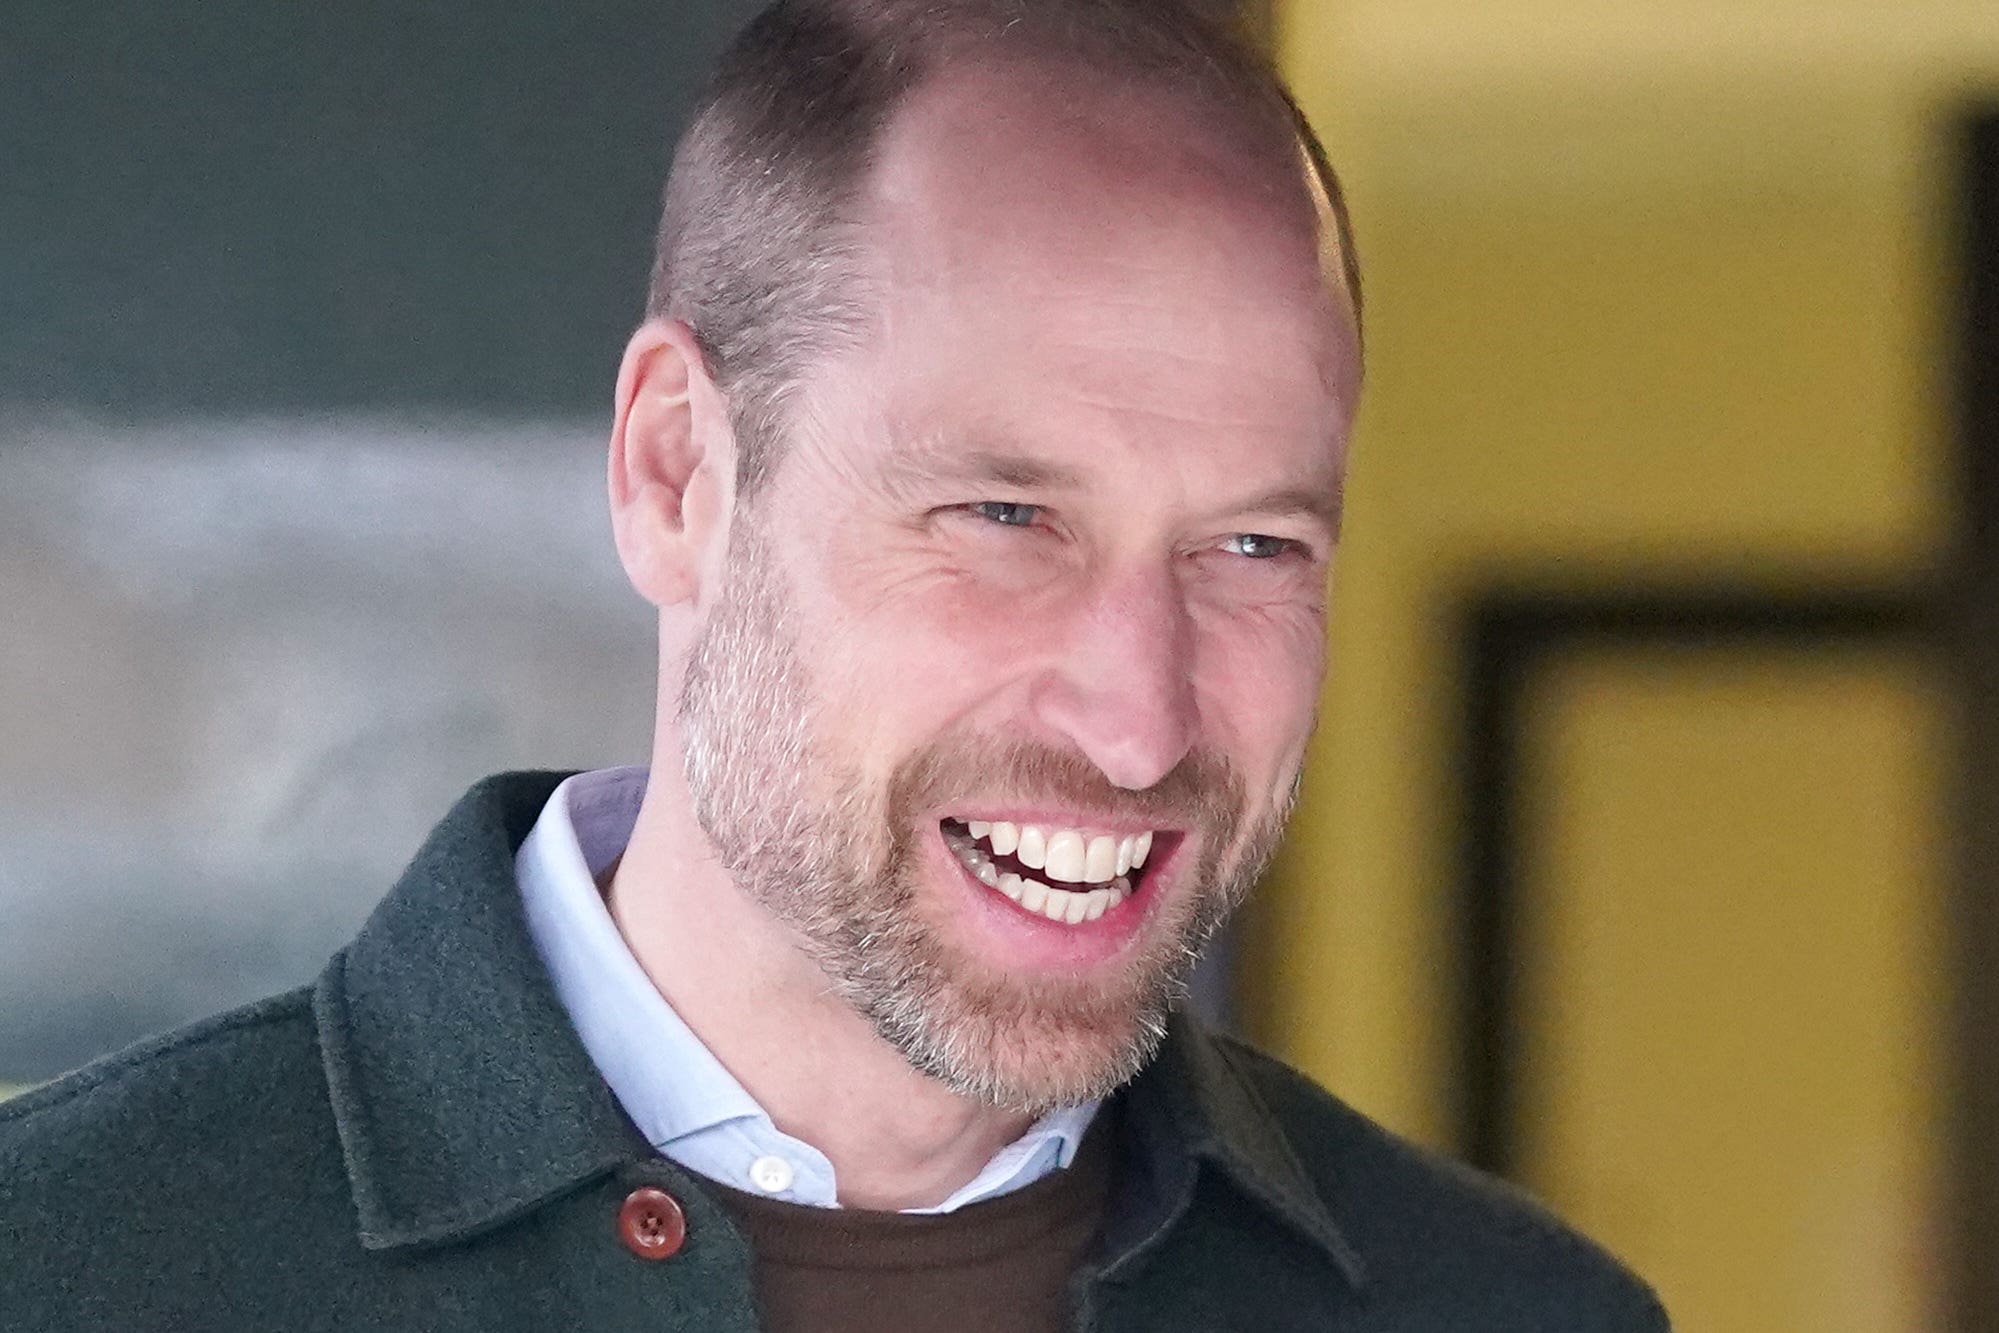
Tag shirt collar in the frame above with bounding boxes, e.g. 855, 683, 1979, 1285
514, 766, 1100, 1213
515, 766, 767, 1152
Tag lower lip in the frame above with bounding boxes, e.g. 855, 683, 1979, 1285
925, 829, 1159, 968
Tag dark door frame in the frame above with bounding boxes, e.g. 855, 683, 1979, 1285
1946, 105, 1999, 1333
1446, 106, 1998, 1333
1451, 587, 1934, 1177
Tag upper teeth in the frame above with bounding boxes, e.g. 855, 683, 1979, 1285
963, 821, 1152, 882
944, 819, 1161, 927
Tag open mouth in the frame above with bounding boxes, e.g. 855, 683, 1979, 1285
939, 817, 1165, 926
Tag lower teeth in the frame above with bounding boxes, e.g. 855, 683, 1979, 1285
948, 836, 1127, 925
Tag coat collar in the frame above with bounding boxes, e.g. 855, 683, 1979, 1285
1120, 1013, 1368, 1289
315, 770, 1363, 1288
316, 770, 647, 1250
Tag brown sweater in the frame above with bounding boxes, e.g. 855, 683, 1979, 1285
708, 1115, 1115, 1333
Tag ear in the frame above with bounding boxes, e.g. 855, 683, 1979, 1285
608, 320, 736, 607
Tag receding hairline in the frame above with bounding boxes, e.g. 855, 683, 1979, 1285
855, 50, 1353, 314
646, 0, 1363, 492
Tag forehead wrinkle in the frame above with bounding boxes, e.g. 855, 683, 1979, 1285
1046, 384, 1324, 440
876, 420, 1090, 498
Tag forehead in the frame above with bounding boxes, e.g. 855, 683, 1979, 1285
823, 60, 1358, 471
873, 65, 1342, 315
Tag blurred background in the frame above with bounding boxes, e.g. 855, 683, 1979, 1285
4, 2, 1997, 1329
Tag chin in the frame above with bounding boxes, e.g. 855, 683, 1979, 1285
976, 1022, 1168, 1113
878, 943, 1182, 1112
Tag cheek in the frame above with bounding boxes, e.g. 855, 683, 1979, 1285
806, 545, 1057, 757
819, 515, 1081, 653
1190, 601, 1327, 770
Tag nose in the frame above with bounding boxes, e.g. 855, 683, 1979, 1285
1029, 562, 1199, 791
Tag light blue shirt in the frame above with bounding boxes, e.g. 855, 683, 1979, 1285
515, 766, 1100, 1213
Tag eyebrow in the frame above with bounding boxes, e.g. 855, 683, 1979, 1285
880, 432, 1344, 536
880, 443, 1087, 495
1226, 480, 1345, 536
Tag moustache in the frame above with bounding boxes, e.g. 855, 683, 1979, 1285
886, 735, 1247, 836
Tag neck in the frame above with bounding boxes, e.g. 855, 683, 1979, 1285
604, 741, 1034, 1211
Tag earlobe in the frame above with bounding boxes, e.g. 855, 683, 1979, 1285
608, 320, 734, 607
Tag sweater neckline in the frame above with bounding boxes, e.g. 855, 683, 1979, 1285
705, 1106, 1116, 1271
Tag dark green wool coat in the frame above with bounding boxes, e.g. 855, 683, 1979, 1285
1, 772, 1668, 1330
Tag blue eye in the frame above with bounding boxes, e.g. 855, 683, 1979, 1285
969, 501, 1040, 528
1221, 533, 1297, 560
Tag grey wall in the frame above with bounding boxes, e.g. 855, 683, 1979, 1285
1, 1, 763, 1081
1, 417, 653, 1081
2, 0, 761, 415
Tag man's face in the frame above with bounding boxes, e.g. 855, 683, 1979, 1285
680, 69, 1359, 1113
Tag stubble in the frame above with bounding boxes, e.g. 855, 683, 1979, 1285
678, 514, 1295, 1113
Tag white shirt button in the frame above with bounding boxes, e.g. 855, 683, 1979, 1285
748, 1155, 795, 1194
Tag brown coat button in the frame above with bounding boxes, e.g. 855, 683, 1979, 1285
617, 1186, 687, 1260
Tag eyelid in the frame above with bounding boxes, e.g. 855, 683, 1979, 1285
1217, 532, 1311, 559
964, 499, 1041, 527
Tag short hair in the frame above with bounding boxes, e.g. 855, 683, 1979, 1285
648, 0, 1362, 495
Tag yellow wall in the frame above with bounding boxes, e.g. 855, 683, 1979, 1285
1253, 2, 1999, 1325
1519, 648, 1944, 1331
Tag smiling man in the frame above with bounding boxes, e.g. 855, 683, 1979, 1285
0, 2, 1667, 1329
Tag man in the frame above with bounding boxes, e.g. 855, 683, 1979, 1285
1, 1, 1668, 1328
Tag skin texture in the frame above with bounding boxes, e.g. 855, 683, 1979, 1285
603, 62, 1361, 1210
